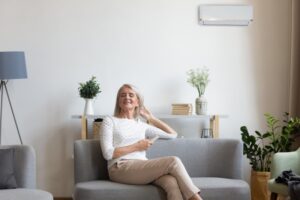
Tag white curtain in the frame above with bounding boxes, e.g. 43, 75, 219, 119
289, 0, 300, 117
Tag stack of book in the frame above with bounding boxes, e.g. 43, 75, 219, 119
172, 104, 193, 115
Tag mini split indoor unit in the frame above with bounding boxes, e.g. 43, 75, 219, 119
198, 4, 253, 26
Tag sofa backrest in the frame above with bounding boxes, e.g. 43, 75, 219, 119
0, 145, 36, 188
148, 138, 243, 178
74, 138, 243, 184
270, 147, 300, 179
74, 139, 108, 184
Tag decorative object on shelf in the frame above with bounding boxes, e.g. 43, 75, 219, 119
171, 103, 193, 115
83, 99, 94, 115
78, 76, 101, 116
187, 67, 209, 115
201, 128, 212, 138
0, 51, 27, 145
93, 118, 103, 139
195, 96, 207, 115
240, 113, 300, 200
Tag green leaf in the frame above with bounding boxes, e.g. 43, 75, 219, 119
263, 132, 271, 138
255, 131, 262, 137
78, 76, 101, 99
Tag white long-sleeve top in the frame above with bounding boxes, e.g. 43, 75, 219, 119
100, 116, 177, 169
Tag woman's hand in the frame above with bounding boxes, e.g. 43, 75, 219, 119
113, 139, 153, 159
140, 106, 154, 122
135, 139, 153, 151
140, 106, 177, 135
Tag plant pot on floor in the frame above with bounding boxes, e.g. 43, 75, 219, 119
251, 170, 271, 200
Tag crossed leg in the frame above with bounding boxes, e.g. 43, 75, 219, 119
108, 156, 202, 200
154, 175, 184, 200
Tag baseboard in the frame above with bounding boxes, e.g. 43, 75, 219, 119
54, 198, 72, 200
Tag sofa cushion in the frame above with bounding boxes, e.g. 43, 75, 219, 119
74, 180, 164, 200
0, 188, 53, 200
74, 178, 250, 200
147, 139, 243, 179
0, 148, 17, 189
192, 177, 250, 200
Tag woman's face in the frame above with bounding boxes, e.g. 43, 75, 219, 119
118, 87, 139, 112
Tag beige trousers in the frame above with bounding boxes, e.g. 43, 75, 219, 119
108, 156, 200, 200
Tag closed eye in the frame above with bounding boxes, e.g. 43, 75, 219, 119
120, 93, 136, 98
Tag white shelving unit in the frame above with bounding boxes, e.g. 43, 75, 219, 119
72, 114, 227, 139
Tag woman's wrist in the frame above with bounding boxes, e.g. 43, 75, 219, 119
147, 116, 156, 124
148, 116, 177, 134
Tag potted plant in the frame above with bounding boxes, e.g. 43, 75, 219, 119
78, 76, 101, 115
241, 113, 300, 200
186, 67, 209, 115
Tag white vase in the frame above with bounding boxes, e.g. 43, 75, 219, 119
83, 98, 94, 116
195, 96, 207, 115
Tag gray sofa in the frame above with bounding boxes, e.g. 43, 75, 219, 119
0, 145, 53, 200
74, 138, 250, 200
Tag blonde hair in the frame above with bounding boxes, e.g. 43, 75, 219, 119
114, 84, 144, 118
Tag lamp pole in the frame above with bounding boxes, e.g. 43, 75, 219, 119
0, 80, 23, 144
0, 51, 27, 144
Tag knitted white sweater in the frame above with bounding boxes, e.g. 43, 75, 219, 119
100, 116, 177, 169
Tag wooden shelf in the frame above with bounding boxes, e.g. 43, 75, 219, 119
72, 114, 227, 139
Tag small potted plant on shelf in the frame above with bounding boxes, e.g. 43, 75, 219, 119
186, 67, 209, 115
78, 76, 101, 116
241, 113, 300, 200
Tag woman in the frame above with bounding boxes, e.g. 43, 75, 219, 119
100, 84, 203, 200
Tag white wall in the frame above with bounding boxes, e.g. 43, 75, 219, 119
0, 0, 292, 197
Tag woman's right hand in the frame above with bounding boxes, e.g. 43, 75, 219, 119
135, 139, 153, 151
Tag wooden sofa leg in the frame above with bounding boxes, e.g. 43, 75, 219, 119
270, 193, 277, 200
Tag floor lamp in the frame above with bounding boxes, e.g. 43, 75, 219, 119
0, 52, 27, 144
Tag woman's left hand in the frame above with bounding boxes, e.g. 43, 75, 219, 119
140, 106, 154, 121
141, 106, 177, 135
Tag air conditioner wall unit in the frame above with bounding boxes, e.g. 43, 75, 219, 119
199, 4, 253, 26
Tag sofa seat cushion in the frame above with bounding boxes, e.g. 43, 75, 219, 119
74, 178, 250, 200
0, 188, 53, 200
192, 177, 250, 200
74, 180, 164, 200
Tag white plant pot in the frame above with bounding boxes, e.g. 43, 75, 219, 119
83, 98, 94, 116
195, 96, 207, 115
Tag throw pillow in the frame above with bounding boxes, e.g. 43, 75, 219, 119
0, 148, 17, 189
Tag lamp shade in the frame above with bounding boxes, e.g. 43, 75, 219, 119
0, 51, 27, 80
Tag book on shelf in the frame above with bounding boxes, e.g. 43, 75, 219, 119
171, 103, 193, 115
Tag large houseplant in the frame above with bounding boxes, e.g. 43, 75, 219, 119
187, 67, 209, 115
241, 113, 300, 172
241, 113, 300, 200
78, 76, 101, 115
